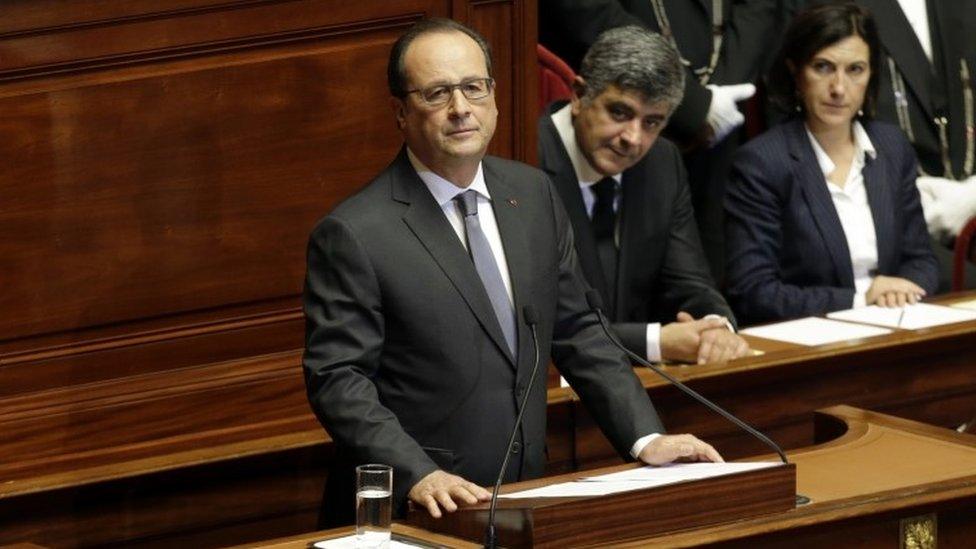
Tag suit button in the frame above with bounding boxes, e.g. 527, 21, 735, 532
511, 441, 521, 454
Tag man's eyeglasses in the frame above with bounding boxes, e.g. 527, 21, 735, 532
405, 77, 495, 106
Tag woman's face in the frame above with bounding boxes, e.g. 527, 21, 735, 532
796, 35, 871, 132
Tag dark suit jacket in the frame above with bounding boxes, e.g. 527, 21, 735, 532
539, 0, 778, 139
537, 104, 735, 356
724, 118, 939, 325
303, 148, 664, 520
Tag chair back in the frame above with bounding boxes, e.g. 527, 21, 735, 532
538, 44, 576, 110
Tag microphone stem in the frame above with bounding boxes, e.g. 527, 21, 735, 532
594, 311, 789, 464
485, 322, 541, 548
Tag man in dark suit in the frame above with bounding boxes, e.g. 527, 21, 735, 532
540, 0, 778, 282
539, 26, 749, 365
302, 18, 722, 526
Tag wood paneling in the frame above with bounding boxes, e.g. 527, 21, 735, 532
0, 0, 536, 380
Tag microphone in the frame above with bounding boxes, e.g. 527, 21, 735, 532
484, 305, 542, 549
584, 290, 789, 464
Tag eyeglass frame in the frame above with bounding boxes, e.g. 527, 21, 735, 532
403, 77, 496, 106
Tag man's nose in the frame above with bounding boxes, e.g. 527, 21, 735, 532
447, 88, 473, 117
619, 119, 641, 145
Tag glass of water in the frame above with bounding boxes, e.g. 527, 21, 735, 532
356, 463, 392, 548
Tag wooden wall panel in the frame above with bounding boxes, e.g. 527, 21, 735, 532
1, 33, 404, 341
0, 0, 535, 353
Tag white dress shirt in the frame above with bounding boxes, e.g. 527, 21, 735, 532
806, 121, 879, 307
409, 144, 658, 458
896, 0, 933, 64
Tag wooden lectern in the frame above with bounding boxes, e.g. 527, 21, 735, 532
408, 459, 796, 547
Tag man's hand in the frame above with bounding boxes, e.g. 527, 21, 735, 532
661, 312, 747, 364
865, 275, 926, 307
696, 323, 751, 365
638, 434, 724, 465
407, 470, 491, 519
705, 83, 756, 146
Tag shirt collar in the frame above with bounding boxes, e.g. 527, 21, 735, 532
805, 120, 877, 177
406, 148, 491, 206
551, 103, 622, 187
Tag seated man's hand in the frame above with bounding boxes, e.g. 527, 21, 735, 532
408, 470, 491, 518
660, 312, 733, 364
697, 324, 751, 365
638, 433, 724, 465
865, 276, 926, 307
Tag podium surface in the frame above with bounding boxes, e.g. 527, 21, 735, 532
407, 406, 976, 547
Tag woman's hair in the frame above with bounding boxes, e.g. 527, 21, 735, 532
767, 2, 882, 117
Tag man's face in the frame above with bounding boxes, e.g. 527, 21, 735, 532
571, 84, 669, 176
393, 31, 498, 175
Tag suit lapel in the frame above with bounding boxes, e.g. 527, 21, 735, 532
787, 121, 855, 288
538, 112, 613, 306
616, 164, 650, 321
485, 161, 530, 371
862, 139, 896, 273
393, 150, 516, 367
862, 0, 935, 119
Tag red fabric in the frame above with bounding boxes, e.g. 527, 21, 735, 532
538, 44, 576, 110
953, 215, 976, 291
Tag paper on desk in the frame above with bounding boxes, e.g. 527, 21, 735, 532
740, 316, 891, 346
580, 461, 779, 482
313, 536, 427, 548
950, 298, 976, 311
827, 303, 976, 329
500, 462, 781, 499
499, 479, 662, 498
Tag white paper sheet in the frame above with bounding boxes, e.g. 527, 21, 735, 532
827, 303, 976, 329
951, 298, 976, 311
740, 316, 891, 346
313, 536, 426, 548
580, 461, 779, 482
500, 462, 782, 499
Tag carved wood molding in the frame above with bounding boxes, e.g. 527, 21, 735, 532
0, 13, 424, 83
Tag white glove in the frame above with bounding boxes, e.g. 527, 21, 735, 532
916, 175, 976, 238
705, 83, 756, 146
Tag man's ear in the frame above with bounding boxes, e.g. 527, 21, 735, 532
391, 96, 407, 130
785, 59, 796, 76
570, 76, 586, 115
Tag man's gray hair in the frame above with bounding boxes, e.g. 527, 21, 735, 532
579, 26, 684, 112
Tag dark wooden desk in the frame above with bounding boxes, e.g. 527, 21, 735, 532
551, 292, 976, 472
243, 407, 976, 548
612, 406, 976, 547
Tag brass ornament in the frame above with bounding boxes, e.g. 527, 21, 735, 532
900, 514, 937, 549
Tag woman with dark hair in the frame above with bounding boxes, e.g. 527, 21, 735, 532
724, 3, 938, 325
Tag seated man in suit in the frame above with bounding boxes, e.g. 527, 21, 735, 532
303, 18, 722, 526
538, 26, 749, 365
